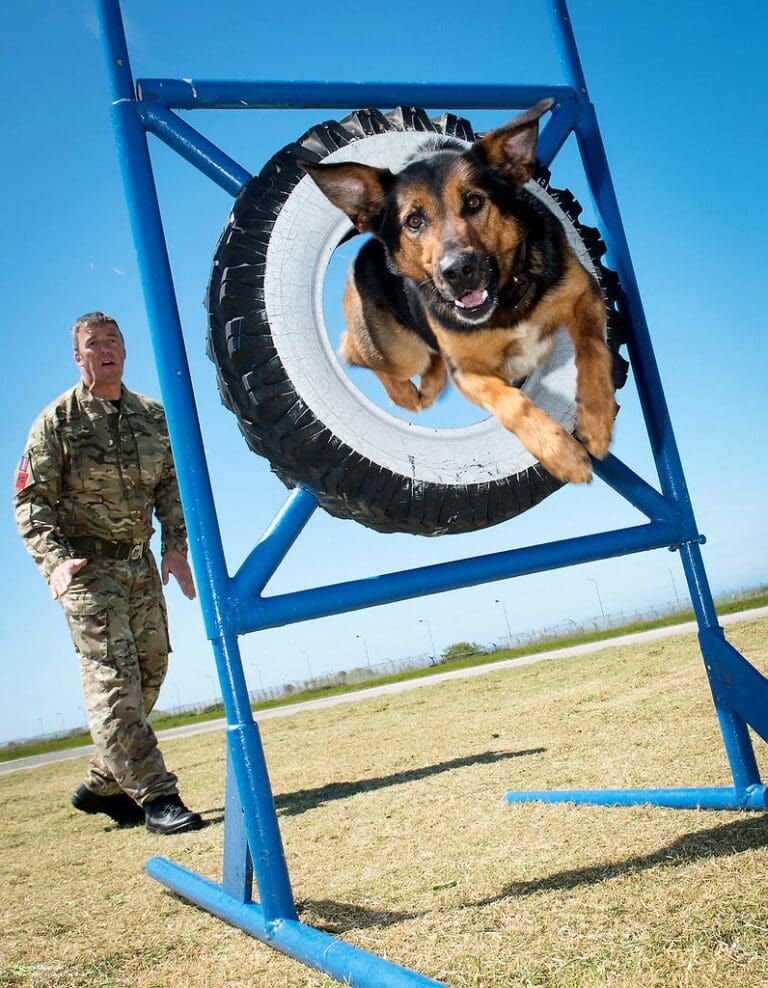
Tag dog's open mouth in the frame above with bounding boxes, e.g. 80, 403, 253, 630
449, 285, 497, 323
456, 289, 489, 311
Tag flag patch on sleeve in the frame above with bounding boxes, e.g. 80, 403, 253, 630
14, 455, 30, 492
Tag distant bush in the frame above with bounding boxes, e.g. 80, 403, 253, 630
441, 641, 484, 662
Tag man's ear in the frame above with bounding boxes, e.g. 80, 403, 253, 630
478, 98, 554, 187
301, 160, 392, 232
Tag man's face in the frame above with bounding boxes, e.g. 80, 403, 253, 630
74, 322, 126, 395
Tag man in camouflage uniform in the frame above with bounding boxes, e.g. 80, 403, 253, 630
15, 312, 203, 834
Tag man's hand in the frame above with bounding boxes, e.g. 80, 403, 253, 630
50, 558, 88, 599
161, 548, 196, 600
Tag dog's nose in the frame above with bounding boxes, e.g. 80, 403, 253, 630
439, 252, 480, 293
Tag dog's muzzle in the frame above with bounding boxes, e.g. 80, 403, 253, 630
439, 252, 482, 296
437, 252, 496, 320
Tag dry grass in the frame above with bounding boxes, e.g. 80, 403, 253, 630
2, 619, 768, 988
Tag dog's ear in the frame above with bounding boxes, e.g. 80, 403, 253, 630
301, 161, 392, 232
478, 98, 554, 187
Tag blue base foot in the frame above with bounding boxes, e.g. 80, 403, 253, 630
504, 785, 768, 810
146, 856, 446, 988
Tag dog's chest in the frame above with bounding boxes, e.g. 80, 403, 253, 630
500, 320, 556, 384
434, 318, 557, 383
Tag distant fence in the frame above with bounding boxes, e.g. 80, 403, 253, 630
5, 585, 764, 750
159, 586, 768, 714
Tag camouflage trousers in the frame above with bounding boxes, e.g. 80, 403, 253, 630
60, 551, 178, 805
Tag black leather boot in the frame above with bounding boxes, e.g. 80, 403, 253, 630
144, 794, 204, 834
71, 784, 145, 826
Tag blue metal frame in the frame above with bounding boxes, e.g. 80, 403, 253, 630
94, 0, 768, 983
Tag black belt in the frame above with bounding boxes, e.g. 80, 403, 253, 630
67, 535, 148, 561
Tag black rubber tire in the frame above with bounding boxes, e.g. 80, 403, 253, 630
206, 107, 628, 536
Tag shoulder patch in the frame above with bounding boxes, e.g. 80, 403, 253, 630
14, 455, 30, 493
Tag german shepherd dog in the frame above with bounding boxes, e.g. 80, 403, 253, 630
302, 100, 616, 483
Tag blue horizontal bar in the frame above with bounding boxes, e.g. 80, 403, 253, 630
138, 101, 251, 195
147, 858, 447, 987
504, 785, 768, 811
137, 78, 576, 111
236, 521, 682, 634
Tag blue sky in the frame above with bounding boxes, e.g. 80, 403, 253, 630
1, 1, 766, 744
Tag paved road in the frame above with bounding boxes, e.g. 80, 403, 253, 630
3, 606, 766, 777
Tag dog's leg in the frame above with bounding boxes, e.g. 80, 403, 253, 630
418, 352, 447, 409
453, 371, 592, 483
341, 276, 441, 413
567, 293, 618, 459
372, 371, 424, 412
368, 353, 445, 413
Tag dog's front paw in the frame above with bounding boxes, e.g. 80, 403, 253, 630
386, 379, 423, 412
540, 432, 593, 484
418, 358, 447, 409
418, 379, 444, 409
577, 397, 617, 460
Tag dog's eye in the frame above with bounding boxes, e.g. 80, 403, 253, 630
405, 213, 423, 231
465, 193, 485, 213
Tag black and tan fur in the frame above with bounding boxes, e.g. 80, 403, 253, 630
302, 100, 616, 483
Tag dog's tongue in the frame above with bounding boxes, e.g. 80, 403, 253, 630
459, 289, 487, 310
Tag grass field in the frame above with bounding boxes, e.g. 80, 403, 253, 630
2, 618, 768, 987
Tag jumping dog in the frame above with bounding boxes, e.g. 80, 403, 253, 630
302, 100, 617, 483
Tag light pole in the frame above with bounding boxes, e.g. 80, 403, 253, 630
668, 567, 681, 606
494, 598, 512, 639
419, 618, 438, 664
587, 577, 606, 623
249, 663, 264, 693
301, 649, 313, 680
207, 675, 219, 705
355, 634, 372, 668
57, 712, 65, 733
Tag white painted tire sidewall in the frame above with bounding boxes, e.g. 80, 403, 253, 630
264, 130, 596, 487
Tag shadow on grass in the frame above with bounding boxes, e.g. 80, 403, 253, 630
298, 898, 420, 932
275, 747, 546, 817
472, 813, 768, 905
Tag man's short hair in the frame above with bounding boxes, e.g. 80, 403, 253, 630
71, 311, 123, 352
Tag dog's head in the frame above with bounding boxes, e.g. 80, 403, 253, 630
301, 99, 552, 326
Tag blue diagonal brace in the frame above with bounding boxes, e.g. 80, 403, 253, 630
700, 628, 768, 746
137, 102, 251, 196
591, 454, 682, 525
537, 100, 579, 167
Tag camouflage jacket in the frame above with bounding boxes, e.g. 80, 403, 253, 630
14, 382, 188, 580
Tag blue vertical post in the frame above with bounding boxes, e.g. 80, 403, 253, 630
212, 636, 298, 922
546, 0, 762, 793
222, 749, 253, 902
549, 0, 694, 511
95, 0, 298, 925
94, 0, 230, 632
679, 541, 761, 789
